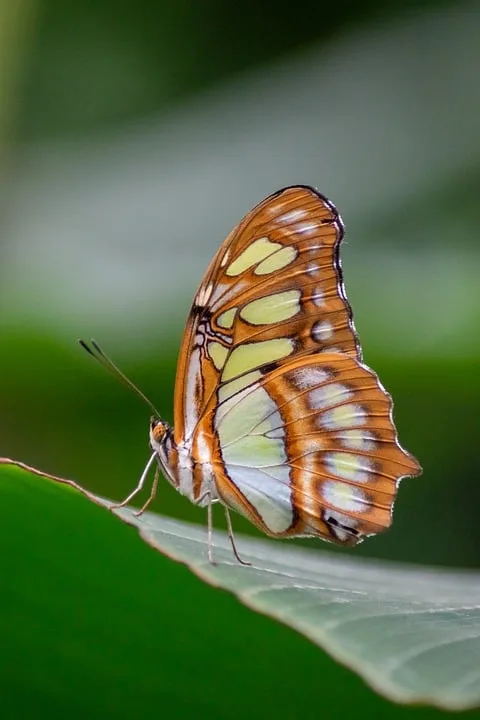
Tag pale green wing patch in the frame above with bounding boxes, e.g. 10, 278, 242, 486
214, 379, 293, 533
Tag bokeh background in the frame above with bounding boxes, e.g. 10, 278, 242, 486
1, 0, 479, 717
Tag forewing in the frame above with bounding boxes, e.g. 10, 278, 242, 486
174, 185, 360, 444
202, 353, 421, 544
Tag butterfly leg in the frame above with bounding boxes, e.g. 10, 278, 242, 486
196, 489, 217, 564
109, 451, 157, 511
133, 462, 160, 517
206, 493, 216, 566
224, 507, 251, 566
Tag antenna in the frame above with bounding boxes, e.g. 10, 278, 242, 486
78, 338, 161, 417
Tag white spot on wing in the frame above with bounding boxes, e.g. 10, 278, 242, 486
297, 222, 318, 234
308, 383, 353, 410
339, 430, 377, 451
322, 480, 368, 513
321, 346, 342, 354
324, 452, 374, 483
277, 209, 307, 224
311, 287, 324, 307
266, 202, 287, 216
291, 366, 331, 389
306, 262, 321, 275
312, 320, 334, 342
321, 404, 367, 430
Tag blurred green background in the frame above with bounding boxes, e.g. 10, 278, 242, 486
1, 0, 479, 717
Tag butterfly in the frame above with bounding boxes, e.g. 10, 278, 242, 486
81, 185, 421, 565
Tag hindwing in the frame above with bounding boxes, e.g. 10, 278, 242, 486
197, 353, 420, 544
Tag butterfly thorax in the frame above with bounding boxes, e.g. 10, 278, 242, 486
149, 418, 216, 507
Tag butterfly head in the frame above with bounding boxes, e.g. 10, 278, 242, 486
149, 416, 171, 450
149, 416, 178, 489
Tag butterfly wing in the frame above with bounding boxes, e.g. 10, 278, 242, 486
199, 352, 420, 544
173, 185, 421, 543
174, 185, 361, 445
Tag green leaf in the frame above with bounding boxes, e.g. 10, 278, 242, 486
115, 505, 480, 712
1, 458, 479, 714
